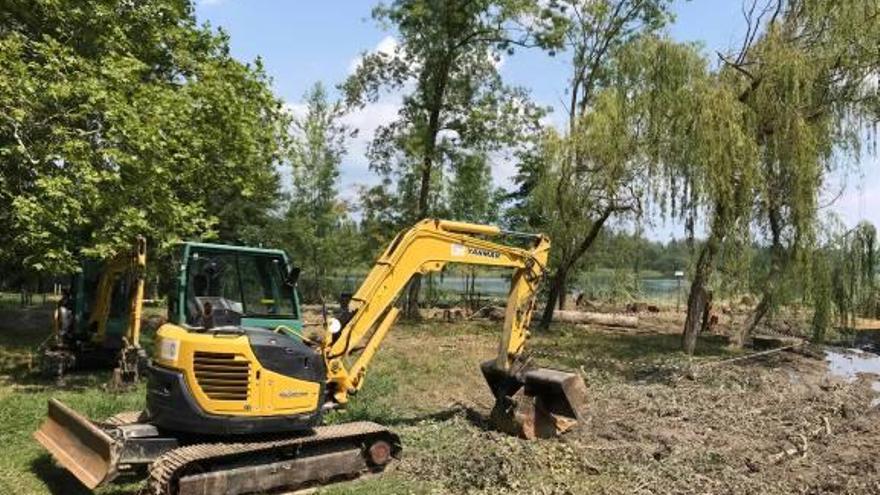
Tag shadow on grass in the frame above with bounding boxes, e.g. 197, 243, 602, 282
533, 325, 737, 379
30, 454, 94, 495
0, 307, 53, 380
0, 306, 158, 389
383, 403, 488, 429
328, 398, 490, 432
8, 371, 116, 393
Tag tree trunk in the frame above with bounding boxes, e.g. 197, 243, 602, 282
405, 54, 452, 319
539, 206, 617, 329
405, 276, 422, 319
682, 225, 723, 354
737, 204, 786, 346
552, 310, 638, 328
740, 295, 771, 344
540, 269, 566, 329
469, 269, 476, 311
557, 279, 568, 310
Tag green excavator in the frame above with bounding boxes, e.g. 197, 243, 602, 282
38, 237, 147, 385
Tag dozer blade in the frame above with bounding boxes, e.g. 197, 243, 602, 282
481, 361, 588, 440
33, 398, 121, 489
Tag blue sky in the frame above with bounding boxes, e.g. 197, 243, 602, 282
194, 0, 878, 240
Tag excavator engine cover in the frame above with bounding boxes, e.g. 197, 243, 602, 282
481, 360, 588, 439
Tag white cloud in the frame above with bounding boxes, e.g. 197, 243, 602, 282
282, 96, 402, 201
487, 150, 519, 190
436, 129, 460, 144
283, 102, 307, 119
488, 48, 505, 70
337, 99, 402, 199
347, 35, 399, 74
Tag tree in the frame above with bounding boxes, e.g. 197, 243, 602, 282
672, 79, 760, 353
281, 83, 354, 301
447, 152, 500, 223
357, 181, 403, 263
504, 0, 675, 328
728, 0, 880, 344
0, 0, 290, 274
672, 0, 880, 352
810, 220, 878, 342
343, 0, 552, 315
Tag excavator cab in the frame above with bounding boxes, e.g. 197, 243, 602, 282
167, 242, 303, 331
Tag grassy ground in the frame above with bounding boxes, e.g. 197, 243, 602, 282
0, 308, 877, 494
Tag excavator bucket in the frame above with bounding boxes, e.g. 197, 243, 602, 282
33, 399, 121, 489
481, 361, 588, 440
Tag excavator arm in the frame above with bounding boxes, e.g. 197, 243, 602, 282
322, 219, 586, 439
85, 236, 147, 348
323, 219, 549, 400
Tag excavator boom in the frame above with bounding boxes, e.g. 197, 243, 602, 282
323, 219, 587, 438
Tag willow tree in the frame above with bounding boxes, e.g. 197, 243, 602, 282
832, 222, 878, 330
708, 0, 880, 346
676, 80, 760, 353
810, 221, 878, 342
503, 0, 676, 327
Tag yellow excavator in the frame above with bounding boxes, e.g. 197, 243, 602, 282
38, 237, 147, 385
35, 219, 588, 494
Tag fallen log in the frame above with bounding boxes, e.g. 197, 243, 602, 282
552, 310, 638, 328
468, 306, 639, 328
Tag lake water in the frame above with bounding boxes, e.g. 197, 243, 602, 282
425, 275, 683, 301
331, 272, 684, 302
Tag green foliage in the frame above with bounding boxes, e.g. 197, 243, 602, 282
357, 181, 403, 262
810, 249, 833, 342
806, 221, 878, 341
344, 0, 549, 224
520, 33, 704, 314
831, 222, 878, 329
278, 83, 357, 301
447, 152, 503, 224
0, 0, 290, 273
731, 0, 880, 333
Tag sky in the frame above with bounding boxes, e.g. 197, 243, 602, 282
193, 0, 879, 240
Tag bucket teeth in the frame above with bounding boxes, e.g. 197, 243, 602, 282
481, 360, 588, 440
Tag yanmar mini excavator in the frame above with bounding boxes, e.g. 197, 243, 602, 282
35, 219, 588, 495
38, 236, 148, 385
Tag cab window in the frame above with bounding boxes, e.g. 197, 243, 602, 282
238, 255, 295, 317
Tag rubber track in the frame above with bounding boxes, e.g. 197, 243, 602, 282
147, 421, 393, 495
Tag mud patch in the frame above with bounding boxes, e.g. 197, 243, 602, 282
825, 348, 880, 407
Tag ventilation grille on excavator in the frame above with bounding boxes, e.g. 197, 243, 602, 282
193, 351, 250, 401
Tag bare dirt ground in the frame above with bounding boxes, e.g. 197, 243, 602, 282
319, 310, 880, 495
1, 306, 878, 494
